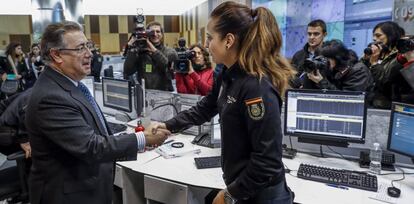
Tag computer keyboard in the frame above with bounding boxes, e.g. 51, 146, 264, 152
194, 156, 221, 169
107, 122, 127, 133
297, 163, 378, 192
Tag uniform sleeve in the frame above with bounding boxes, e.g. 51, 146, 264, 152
226, 78, 285, 200
164, 74, 220, 133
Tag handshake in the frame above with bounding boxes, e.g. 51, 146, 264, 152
143, 122, 171, 147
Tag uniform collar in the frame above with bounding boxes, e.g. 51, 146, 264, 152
222, 63, 246, 83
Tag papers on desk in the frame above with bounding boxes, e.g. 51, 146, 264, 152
368, 182, 400, 204
156, 140, 201, 159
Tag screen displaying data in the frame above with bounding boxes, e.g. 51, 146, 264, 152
285, 90, 366, 142
102, 78, 132, 112
388, 103, 414, 158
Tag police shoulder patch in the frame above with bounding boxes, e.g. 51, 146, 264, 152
245, 97, 265, 120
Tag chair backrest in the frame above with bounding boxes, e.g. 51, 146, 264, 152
0, 151, 29, 203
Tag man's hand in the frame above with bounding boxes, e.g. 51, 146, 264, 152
212, 190, 225, 204
149, 121, 167, 135
146, 39, 157, 53
20, 142, 31, 158
144, 122, 170, 146
307, 69, 323, 83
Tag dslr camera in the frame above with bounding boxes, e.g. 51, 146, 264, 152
174, 38, 196, 73
396, 38, 414, 54
303, 55, 329, 73
129, 8, 155, 53
364, 41, 385, 55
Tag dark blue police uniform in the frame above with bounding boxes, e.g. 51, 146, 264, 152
165, 63, 293, 203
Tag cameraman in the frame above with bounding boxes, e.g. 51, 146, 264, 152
306, 39, 373, 91
175, 44, 213, 96
123, 21, 178, 91
367, 21, 410, 109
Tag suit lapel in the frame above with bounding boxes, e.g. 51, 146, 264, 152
43, 67, 109, 135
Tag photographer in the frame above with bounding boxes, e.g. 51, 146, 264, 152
175, 44, 213, 96
306, 39, 373, 91
123, 21, 178, 91
291, 19, 327, 88
367, 21, 410, 109
396, 36, 414, 101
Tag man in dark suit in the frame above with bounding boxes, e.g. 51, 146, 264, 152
25, 21, 170, 204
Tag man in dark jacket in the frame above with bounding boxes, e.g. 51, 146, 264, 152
0, 89, 32, 158
87, 40, 103, 82
291, 19, 327, 88
123, 21, 178, 91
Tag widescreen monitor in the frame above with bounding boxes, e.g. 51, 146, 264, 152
387, 102, 414, 159
284, 89, 367, 147
101, 77, 132, 113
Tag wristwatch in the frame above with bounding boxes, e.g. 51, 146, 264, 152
224, 189, 237, 204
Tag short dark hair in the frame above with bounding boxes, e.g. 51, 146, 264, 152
308, 19, 327, 33
146, 21, 164, 33
40, 21, 83, 63
373, 21, 405, 48
318, 39, 356, 68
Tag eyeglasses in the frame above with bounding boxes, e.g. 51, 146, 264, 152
58, 42, 93, 54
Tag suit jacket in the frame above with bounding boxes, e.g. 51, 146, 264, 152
26, 67, 138, 204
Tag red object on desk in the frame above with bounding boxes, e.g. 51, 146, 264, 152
135, 120, 145, 132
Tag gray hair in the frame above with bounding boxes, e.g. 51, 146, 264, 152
40, 21, 83, 63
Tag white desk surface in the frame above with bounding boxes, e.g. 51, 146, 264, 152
116, 132, 414, 204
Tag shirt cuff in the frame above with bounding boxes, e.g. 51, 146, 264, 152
135, 131, 146, 151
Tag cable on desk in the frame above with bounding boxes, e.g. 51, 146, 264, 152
391, 167, 405, 188
151, 103, 179, 122
325, 145, 352, 161
284, 163, 297, 178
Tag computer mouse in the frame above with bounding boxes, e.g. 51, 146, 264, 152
387, 187, 401, 198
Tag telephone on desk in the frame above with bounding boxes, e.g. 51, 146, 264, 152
192, 132, 214, 148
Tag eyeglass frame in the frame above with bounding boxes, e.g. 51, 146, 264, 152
58, 42, 94, 54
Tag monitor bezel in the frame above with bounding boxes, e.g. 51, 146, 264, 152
101, 77, 132, 113
387, 102, 414, 158
283, 89, 368, 144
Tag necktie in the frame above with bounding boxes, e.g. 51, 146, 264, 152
78, 82, 108, 134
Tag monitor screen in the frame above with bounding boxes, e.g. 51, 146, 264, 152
387, 102, 414, 158
102, 77, 132, 112
284, 89, 367, 145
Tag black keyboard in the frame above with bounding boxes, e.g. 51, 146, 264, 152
107, 122, 127, 133
297, 163, 378, 192
194, 156, 221, 169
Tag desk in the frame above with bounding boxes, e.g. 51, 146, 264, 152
115, 134, 414, 204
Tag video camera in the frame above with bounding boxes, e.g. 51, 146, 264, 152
129, 8, 155, 53
174, 38, 196, 73
396, 38, 414, 54
303, 55, 329, 73
364, 42, 385, 55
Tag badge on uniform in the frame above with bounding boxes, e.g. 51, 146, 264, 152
245, 97, 265, 120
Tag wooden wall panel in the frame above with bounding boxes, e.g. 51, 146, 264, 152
118, 16, 129, 33
99, 16, 109, 34
109, 15, 119, 33
89, 15, 100, 33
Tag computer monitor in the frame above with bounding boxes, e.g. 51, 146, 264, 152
387, 102, 414, 161
101, 77, 132, 113
284, 89, 367, 147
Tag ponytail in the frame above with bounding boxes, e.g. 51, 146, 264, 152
238, 7, 295, 97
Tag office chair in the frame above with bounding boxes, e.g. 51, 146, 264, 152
0, 151, 29, 204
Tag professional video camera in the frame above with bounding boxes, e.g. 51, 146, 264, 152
303, 55, 329, 73
364, 41, 385, 55
396, 38, 414, 54
174, 38, 196, 73
129, 8, 155, 53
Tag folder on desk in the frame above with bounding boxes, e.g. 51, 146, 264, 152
156, 140, 201, 159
